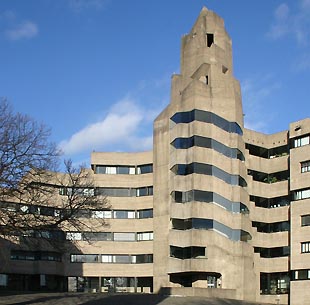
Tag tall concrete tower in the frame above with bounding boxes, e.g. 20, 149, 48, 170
153, 7, 256, 300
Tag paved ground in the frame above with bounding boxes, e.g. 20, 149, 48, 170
0, 293, 276, 305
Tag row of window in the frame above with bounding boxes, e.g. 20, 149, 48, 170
72, 209, 153, 220
171, 218, 251, 242
70, 254, 153, 264
250, 195, 290, 209
66, 231, 153, 242
254, 246, 289, 258
171, 136, 244, 161
294, 188, 310, 200
170, 246, 206, 259
292, 269, 310, 281
95, 186, 153, 197
58, 187, 95, 196
170, 109, 243, 135
171, 163, 247, 187
245, 143, 288, 159
171, 190, 249, 213
293, 134, 310, 148
260, 272, 289, 295
93, 164, 153, 175
59, 186, 153, 197
10, 250, 62, 262
252, 221, 290, 233
247, 169, 289, 184
1, 202, 153, 220
19, 230, 65, 240
7, 230, 153, 242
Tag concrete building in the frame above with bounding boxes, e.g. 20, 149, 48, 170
0, 7, 310, 305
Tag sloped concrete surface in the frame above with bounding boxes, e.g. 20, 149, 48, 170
0, 293, 275, 305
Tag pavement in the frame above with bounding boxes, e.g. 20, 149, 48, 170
0, 293, 276, 305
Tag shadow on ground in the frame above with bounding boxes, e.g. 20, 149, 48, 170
0, 292, 275, 305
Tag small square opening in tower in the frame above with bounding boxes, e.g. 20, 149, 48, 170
206, 33, 214, 47
222, 66, 228, 74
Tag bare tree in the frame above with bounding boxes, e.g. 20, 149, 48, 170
0, 99, 108, 246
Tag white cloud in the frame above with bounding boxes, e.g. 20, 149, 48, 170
5, 20, 38, 41
68, 0, 109, 12
267, 1, 310, 45
59, 97, 154, 155
59, 72, 170, 158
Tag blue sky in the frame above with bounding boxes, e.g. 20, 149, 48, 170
1, 0, 310, 166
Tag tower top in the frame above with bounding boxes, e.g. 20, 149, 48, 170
200, 6, 209, 14
180, 7, 232, 77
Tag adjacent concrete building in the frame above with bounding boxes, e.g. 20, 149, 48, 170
1, 7, 310, 305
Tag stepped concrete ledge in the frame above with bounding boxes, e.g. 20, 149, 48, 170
0, 292, 277, 305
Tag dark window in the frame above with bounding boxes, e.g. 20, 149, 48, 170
137, 209, 153, 219
94, 166, 135, 175
171, 136, 244, 161
248, 169, 289, 183
301, 215, 310, 226
171, 163, 247, 187
292, 269, 310, 280
136, 254, 153, 264
137, 164, 153, 174
71, 254, 99, 263
245, 143, 288, 159
11, 250, 61, 262
95, 186, 152, 197
82, 232, 112, 241
260, 272, 289, 295
39, 206, 55, 216
172, 218, 193, 230
117, 166, 130, 174
171, 218, 251, 242
170, 246, 206, 259
172, 190, 248, 213
137, 186, 153, 197
10, 250, 35, 261
250, 195, 290, 209
206, 33, 214, 47
254, 246, 290, 258
252, 221, 290, 233
170, 110, 243, 135
192, 218, 213, 230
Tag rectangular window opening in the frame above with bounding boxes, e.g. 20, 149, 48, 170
206, 33, 214, 47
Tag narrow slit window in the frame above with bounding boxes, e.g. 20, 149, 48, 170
207, 33, 214, 47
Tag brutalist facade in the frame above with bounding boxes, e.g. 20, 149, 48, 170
1, 7, 310, 305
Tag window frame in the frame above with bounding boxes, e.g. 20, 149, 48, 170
301, 241, 310, 253
301, 215, 310, 227
301, 161, 310, 173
